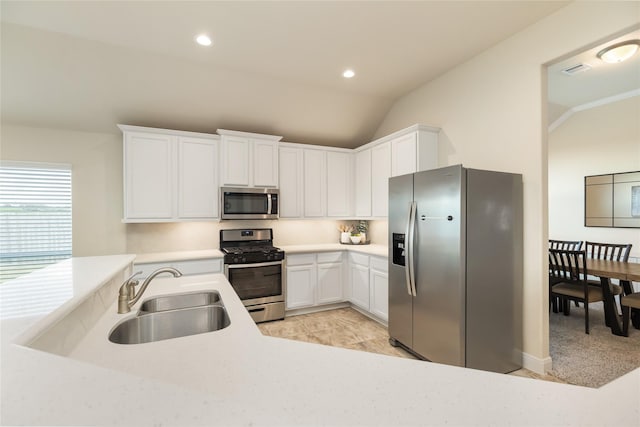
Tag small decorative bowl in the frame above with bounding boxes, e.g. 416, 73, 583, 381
350, 235, 362, 244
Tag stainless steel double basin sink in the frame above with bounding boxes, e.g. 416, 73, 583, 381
108, 291, 230, 345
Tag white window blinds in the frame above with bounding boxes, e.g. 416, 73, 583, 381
0, 162, 72, 283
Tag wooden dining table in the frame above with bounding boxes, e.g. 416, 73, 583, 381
586, 259, 640, 336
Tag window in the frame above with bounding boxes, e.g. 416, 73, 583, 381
0, 162, 72, 283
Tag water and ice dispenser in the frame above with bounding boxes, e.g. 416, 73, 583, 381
392, 233, 406, 266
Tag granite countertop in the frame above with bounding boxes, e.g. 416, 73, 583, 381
1, 255, 639, 426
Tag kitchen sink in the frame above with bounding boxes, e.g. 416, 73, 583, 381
108, 304, 231, 345
138, 291, 221, 314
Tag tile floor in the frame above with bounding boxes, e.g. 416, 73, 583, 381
258, 307, 565, 383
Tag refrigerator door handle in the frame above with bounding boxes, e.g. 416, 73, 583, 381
404, 202, 413, 296
406, 201, 417, 297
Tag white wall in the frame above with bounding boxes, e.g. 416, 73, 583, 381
1, 124, 127, 256
373, 2, 640, 371
549, 96, 640, 260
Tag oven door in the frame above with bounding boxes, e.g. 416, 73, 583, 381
224, 261, 283, 306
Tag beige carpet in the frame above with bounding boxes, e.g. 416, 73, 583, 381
549, 301, 640, 388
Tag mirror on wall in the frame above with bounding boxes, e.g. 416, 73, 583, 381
585, 171, 640, 228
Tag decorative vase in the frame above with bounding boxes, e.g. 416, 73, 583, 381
340, 232, 351, 244
350, 235, 362, 244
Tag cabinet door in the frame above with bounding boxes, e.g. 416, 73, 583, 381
286, 265, 316, 309
350, 263, 370, 310
317, 262, 343, 304
221, 136, 250, 186
278, 147, 303, 218
177, 137, 218, 219
303, 149, 326, 217
253, 139, 278, 187
124, 132, 174, 219
371, 142, 391, 217
326, 151, 352, 217
391, 132, 417, 177
354, 149, 372, 217
370, 268, 389, 321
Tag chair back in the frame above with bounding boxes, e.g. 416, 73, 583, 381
549, 239, 583, 251
549, 249, 587, 285
585, 241, 632, 262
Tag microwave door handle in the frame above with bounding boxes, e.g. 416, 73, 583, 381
267, 194, 273, 214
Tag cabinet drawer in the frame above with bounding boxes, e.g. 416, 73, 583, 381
286, 253, 316, 266
349, 252, 369, 267
317, 251, 342, 264
370, 256, 388, 273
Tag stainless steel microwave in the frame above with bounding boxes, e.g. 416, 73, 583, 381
221, 187, 279, 220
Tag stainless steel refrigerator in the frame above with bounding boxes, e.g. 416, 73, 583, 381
388, 165, 522, 373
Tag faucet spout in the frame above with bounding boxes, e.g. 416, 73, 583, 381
117, 267, 182, 314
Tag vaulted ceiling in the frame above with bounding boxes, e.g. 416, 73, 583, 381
1, 1, 576, 148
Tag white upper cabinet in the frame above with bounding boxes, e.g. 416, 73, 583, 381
178, 136, 219, 219
303, 149, 327, 217
220, 135, 250, 186
120, 125, 219, 222
371, 141, 391, 217
354, 149, 372, 217
391, 132, 417, 177
124, 131, 174, 220
253, 139, 279, 187
326, 151, 352, 217
390, 126, 438, 177
353, 125, 439, 219
278, 146, 304, 218
218, 129, 281, 188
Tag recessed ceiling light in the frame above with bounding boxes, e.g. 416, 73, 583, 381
597, 40, 640, 63
343, 69, 355, 78
195, 34, 212, 46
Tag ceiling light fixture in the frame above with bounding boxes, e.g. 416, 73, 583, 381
195, 34, 212, 46
343, 69, 355, 78
596, 40, 640, 63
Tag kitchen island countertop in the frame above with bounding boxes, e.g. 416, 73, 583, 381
1, 255, 638, 426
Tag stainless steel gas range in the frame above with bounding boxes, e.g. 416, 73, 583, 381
220, 228, 285, 323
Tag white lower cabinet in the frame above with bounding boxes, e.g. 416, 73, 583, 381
286, 252, 343, 309
369, 256, 389, 321
316, 252, 344, 304
286, 263, 316, 309
349, 253, 370, 311
285, 250, 388, 321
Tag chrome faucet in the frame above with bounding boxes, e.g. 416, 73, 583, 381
117, 267, 183, 314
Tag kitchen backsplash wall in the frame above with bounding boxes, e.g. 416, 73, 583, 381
126, 220, 389, 254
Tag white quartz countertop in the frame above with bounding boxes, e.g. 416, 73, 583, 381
2, 255, 638, 426
133, 244, 388, 264
280, 243, 388, 257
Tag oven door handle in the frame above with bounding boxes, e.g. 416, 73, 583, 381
226, 261, 283, 269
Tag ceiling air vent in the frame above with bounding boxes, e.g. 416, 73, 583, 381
561, 63, 592, 76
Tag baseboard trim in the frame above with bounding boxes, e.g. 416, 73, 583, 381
523, 352, 553, 374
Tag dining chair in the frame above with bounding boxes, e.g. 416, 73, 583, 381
549, 249, 602, 334
621, 292, 640, 337
585, 241, 632, 262
548, 240, 583, 312
584, 241, 632, 313
549, 239, 583, 251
